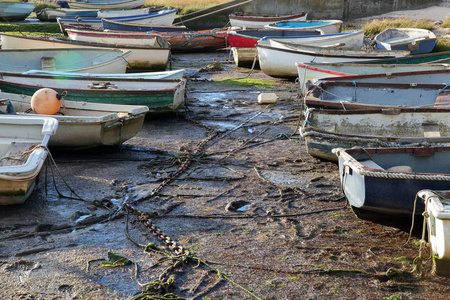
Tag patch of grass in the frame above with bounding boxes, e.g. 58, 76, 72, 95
214, 78, 277, 88
145, 0, 230, 15
443, 14, 450, 28
382, 256, 412, 264
361, 18, 434, 36
332, 213, 346, 217
34, 2, 60, 12
0, 24, 62, 35
383, 295, 403, 300
435, 38, 450, 52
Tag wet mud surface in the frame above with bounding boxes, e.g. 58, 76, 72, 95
1, 50, 450, 300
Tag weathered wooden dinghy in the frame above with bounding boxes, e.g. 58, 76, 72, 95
303, 81, 449, 110
301, 106, 450, 161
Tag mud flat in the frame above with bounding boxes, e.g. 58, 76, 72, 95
1, 50, 450, 299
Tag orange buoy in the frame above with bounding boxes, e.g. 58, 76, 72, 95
31, 88, 62, 115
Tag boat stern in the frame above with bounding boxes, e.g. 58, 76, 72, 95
417, 189, 450, 276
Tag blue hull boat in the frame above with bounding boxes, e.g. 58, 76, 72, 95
335, 146, 450, 217
375, 28, 437, 55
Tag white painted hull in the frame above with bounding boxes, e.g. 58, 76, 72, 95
0, 91, 148, 150
57, 9, 177, 32
97, 8, 151, 17
229, 13, 307, 29
263, 30, 365, 50
23, 69, 185, 79
265, 20, 343, 34
37, 7, 151, 21
257, 42, 410, 78
0, 116, 58, 205
417, 189, 450, 276
0, 48, 130, 74
0, 33, 170, 70
231, 47, 258, 67
315, 69, 450, 85
66, 29, 161, 47
65, 0, 145, 10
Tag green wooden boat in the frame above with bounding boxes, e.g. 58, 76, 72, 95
0, 72, 186, 114
356, 50, 450, 64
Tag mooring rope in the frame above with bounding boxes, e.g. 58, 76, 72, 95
338, 153, 450, 181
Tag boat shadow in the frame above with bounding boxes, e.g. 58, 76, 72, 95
350, 206, 424, 238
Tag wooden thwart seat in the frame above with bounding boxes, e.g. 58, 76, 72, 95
0, 142, 37, 167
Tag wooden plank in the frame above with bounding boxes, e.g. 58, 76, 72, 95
0, 142, 37, 167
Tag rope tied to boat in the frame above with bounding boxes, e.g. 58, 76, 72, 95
0, 143, 45, 164
299, 127, 418, 148
341, 156, 450, 181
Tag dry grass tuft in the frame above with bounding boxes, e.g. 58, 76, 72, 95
361, 18, 434, 36
442, 14, 450, 28
145, 0, 231, 15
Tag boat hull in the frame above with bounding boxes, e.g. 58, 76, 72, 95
265, 20, 343, 34
229, 12, 307, 29
231, 47, 259, 68
301, 107, 450, 161
57, 8, 177, 32
2, 92, 149, 149
304, 81, 447, 109
0, 48, 131, 74
0, 116, 58, 205
0, 2, 35, 21
102, 18, 187, 32
0, 33, 170, 70
64, 0, 145, 10
227, 29, 321, 48
335, 146, 450, 217
296, 62, 450, 95
417, 189, 450, 276
375, 28, 437, 55
0, 73, 187, 113
66, 29, 162, 47
257, 43, 409, 78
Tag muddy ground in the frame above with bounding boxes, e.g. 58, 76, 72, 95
1, 49, 450, 300
3, 8, 450, 298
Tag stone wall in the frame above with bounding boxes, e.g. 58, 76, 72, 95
236, 0, 438, 20
174, 0, 439, 30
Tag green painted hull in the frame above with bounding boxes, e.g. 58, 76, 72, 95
362, 51, 450, 65
0, 82, 183, 113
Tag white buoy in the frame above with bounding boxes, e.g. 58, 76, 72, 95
258, 93, 278, 104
